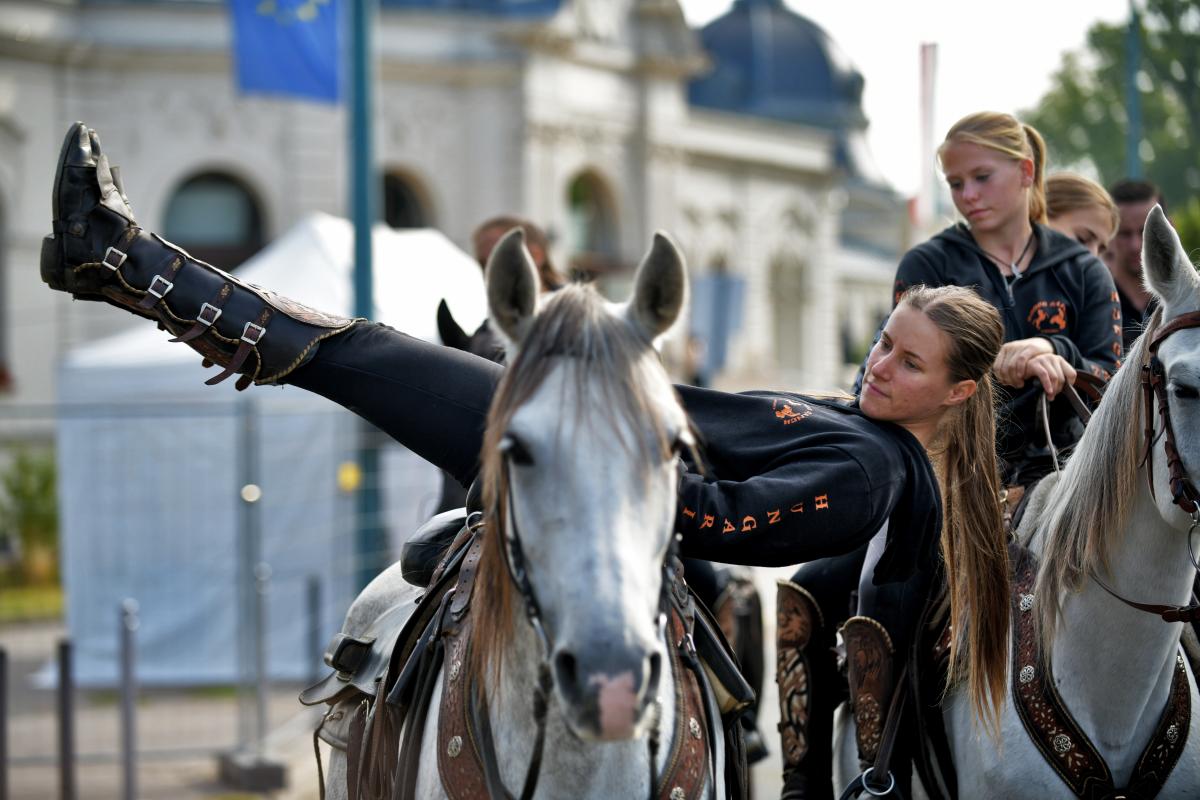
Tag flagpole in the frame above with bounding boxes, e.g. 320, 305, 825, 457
349, 0, 385, 591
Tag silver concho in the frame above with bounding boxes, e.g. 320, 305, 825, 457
670, 788, 686, 800
1019, 593, 1034, 612
1019, 665, 1035, 685
1167, 724, 1180, 744
1052, 733, 1072, 754
689, 717, 702, 739
447, 735, 463, 758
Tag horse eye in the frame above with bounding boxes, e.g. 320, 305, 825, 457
1172, 384, 1199, 400
499, 434, 534, 466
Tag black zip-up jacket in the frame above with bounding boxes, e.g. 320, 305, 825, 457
675, 387, 941, 584
892, 223, 1122, 482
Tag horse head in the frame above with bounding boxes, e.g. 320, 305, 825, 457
473, 228, 690, 743
1140, 205, 1200, 528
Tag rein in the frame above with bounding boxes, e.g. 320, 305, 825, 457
1094, 309, 1200, 622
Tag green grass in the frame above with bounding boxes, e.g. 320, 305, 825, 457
0, 582, 63, 623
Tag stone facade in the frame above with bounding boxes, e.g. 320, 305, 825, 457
0, 0, 905, 425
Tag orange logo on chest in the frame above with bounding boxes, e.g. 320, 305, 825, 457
773, 398, 814, 426
1027, 300, 1068, 334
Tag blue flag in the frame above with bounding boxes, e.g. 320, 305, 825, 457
229, 0, 342, 103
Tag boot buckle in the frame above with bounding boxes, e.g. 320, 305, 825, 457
102, 246, 128, 271
147, 275, 174, 299
196, 302, 222, 327
241, 321, 266, 345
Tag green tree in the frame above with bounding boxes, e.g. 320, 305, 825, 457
0, 448, 59, 584
1022, 0, 1200, 209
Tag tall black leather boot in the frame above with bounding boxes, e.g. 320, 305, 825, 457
42, 122, 359, 389
776, 580, 839, 800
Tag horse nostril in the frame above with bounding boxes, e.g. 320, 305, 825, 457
554, 650, 581, 700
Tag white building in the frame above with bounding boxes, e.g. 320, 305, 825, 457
0, 0, 909, 425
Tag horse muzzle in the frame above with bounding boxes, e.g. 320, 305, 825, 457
551, 640, 663, 741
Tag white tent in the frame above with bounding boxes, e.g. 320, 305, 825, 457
55, 213, 487, 686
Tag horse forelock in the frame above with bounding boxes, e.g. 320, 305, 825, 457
468, 283, 684, 689
1032, 306, 1161, 652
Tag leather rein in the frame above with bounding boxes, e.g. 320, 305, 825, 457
1093, 309, 1200, 624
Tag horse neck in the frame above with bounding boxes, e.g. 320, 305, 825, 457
484, 603, 678, 796
1039, 480, 1190, 754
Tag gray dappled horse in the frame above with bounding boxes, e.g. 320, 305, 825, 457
312, 231, 726, 799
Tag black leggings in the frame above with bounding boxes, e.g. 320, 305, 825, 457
287, 323, 501, 487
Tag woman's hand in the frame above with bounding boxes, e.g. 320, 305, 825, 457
993, 338, 1076, 398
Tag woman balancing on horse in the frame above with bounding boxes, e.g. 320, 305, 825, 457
44, 123, 1011, 796
782, 112, 1124, 799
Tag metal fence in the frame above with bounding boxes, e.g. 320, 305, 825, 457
0, 398, 444, 800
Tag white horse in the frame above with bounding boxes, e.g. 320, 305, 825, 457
314, 229, 723, 799
834, 207, 1200, 797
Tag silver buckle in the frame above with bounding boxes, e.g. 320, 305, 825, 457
240, 321, 266, 345
102, 246, 127, 271
197, 303, 222, 327
147, 275, 174, 299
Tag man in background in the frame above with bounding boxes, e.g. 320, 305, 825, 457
1106, 179, 1166, 350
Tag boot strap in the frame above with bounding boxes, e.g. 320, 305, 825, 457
170, 284, 233, 343
136, 253, 184, 310
205, 308, 273, 386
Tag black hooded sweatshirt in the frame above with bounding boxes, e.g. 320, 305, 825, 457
891, 222, 1122, 483
675, 386, 941, 585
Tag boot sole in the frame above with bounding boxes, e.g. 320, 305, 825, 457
53, 121, 87, 225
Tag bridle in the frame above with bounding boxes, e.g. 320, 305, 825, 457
481, 441, 681, 800
1091, 309, 1200, 623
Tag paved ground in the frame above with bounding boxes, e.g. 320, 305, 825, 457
4, 569, 793, 800
2, 618, 323, 800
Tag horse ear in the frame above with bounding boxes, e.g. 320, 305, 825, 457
1141, 205, 1199, 310
486, 228, 540, 345
436, 299, 471, 352
626, 231, 687, 342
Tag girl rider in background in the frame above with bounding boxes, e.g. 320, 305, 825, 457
1044, 172, 1119, 260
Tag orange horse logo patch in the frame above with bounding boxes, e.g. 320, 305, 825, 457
773, 398, 814, 426
1027, 300, 1068, 334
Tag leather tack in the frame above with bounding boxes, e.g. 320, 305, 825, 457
1010, 544, 1191, 798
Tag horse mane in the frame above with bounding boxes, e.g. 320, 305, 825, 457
468, 283, 681, 688
1032, 306, 1162, 652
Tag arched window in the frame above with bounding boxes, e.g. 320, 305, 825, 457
566, 170, 618, 276
381, 171, 430, 229
163, 173, 264, 269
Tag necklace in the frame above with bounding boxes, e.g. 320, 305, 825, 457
975, 229, 1036, 277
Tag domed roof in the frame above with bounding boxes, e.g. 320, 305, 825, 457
688, 0, 866, 132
